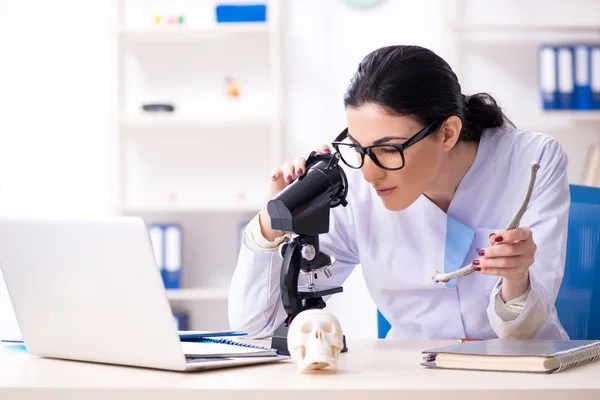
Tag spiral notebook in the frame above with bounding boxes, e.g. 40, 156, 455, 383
422, 339, 600, 373
181, 338, 278, 358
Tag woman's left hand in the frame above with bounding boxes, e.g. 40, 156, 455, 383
473, 226, 536, 301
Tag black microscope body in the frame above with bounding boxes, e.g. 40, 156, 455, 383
266, 151, 350, 356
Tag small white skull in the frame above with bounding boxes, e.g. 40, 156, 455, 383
287, 309, 344, 373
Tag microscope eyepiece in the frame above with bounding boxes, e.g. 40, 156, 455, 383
267, 151, 348, 236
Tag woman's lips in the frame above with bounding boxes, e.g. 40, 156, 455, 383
375, 187, 396, 197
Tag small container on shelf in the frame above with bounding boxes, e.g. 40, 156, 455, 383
215, 4, 267, 23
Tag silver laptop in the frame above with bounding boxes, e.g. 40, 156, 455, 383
0, 215, 286, 371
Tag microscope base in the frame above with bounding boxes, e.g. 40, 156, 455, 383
271, 320, 348, 356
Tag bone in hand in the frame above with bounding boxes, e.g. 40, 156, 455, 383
432, 161, 541, 283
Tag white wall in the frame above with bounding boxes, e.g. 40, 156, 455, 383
0, 0, 112, 338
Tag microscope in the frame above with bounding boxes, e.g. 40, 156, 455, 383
267, 150, 350, 356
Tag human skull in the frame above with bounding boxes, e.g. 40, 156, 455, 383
287, 309, 344, 373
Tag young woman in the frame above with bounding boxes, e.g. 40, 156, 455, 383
228, 45, 570, 341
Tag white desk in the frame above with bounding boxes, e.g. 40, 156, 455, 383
1, 339, 600, 400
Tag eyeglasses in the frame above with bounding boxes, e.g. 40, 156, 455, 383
331, 119, 443, 171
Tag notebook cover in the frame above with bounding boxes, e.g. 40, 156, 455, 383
423, 339, 600, 358
178, 330, 247, 340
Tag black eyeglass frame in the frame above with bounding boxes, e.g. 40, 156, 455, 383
331, 119, 444, 171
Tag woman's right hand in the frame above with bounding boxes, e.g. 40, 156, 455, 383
258, 144, 332, 241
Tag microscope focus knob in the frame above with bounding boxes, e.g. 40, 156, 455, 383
301, 244, 316, 261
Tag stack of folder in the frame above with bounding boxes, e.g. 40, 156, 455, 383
539, 44, 600, 110
148, 223, 183, 289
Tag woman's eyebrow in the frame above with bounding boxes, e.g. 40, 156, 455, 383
372, 136, 408, 145
347, 132, 408, 145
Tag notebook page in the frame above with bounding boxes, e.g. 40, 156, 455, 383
180, 341, 276, 357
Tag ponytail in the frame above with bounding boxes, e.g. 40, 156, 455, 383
460, 93, 514, 142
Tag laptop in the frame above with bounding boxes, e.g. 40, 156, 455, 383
0, 215, 287, 371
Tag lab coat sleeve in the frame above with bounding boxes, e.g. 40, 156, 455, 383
228, 202, 361, 338
487, 138, 570, 339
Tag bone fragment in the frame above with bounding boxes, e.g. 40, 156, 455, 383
432, 161, 540, 283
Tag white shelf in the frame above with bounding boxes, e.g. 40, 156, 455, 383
118, 24, 272, 41
537, 111, 600, 121
121, 202, 262, 214
166, 288, 229, 301
510, 111, 600, 127
452, 24, 600, 33
119, 116, 273, 130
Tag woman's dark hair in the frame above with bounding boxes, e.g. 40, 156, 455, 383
343, 45, 514, 142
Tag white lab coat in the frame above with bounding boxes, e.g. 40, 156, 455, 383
228, 128, 570, 340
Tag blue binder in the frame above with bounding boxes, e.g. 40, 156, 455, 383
149, 223, 165, 276
539, 45, 559, 110
592, 45, 600, 110
574, 45, 593, 110
557, 45, 575, 109
162, 223, 183, 289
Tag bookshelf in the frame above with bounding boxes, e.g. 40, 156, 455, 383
441, 0, 600, 185
111, 0, 283, 330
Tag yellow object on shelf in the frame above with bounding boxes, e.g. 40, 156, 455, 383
226, 76, 240, 97
154, 15, 161, 25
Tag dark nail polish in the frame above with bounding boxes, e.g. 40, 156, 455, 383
324, 147, 331, 153
495, 235, 504, 243
296, 168, 303, 175
478, 249, 485, 257
474, 267, 481, 271
286, 175, 292, 182
472, 259, 480, 266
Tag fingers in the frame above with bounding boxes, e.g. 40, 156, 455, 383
474, 254, 534, 271
267, 144, 332, 197
294, 157, 306, 177
478, 241, 530, 258
281, 162, 296, 183
317, 144, 332, 154
489, 227, 532, 245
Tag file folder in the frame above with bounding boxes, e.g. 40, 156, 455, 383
574, 45, 592, 110
592, 45, 600, 109
163, 224, 182, 289
148, 224, 164, 272
557, 46, 575, 109
539, 45, 558, 110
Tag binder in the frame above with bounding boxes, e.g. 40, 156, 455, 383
163, 224, 182, 289
539, 45, 558, 110
592, 45, 600, 109
557, 46, 575, 109
173, 312, 189, 331
148, 224, 164, 272
574, 45, 592, 110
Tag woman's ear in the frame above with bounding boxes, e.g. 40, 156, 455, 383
440, 116, 462, 151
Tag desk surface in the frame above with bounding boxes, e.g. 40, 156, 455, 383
1, 339, 600, 400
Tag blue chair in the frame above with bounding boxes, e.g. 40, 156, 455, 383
377, 184, 600, 340
555, 184, 600, 340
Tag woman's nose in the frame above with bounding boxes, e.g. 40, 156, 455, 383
361, 156, 386, 183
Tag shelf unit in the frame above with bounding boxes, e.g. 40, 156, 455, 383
441, 0, 600, 185
112, 0, 283, 330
